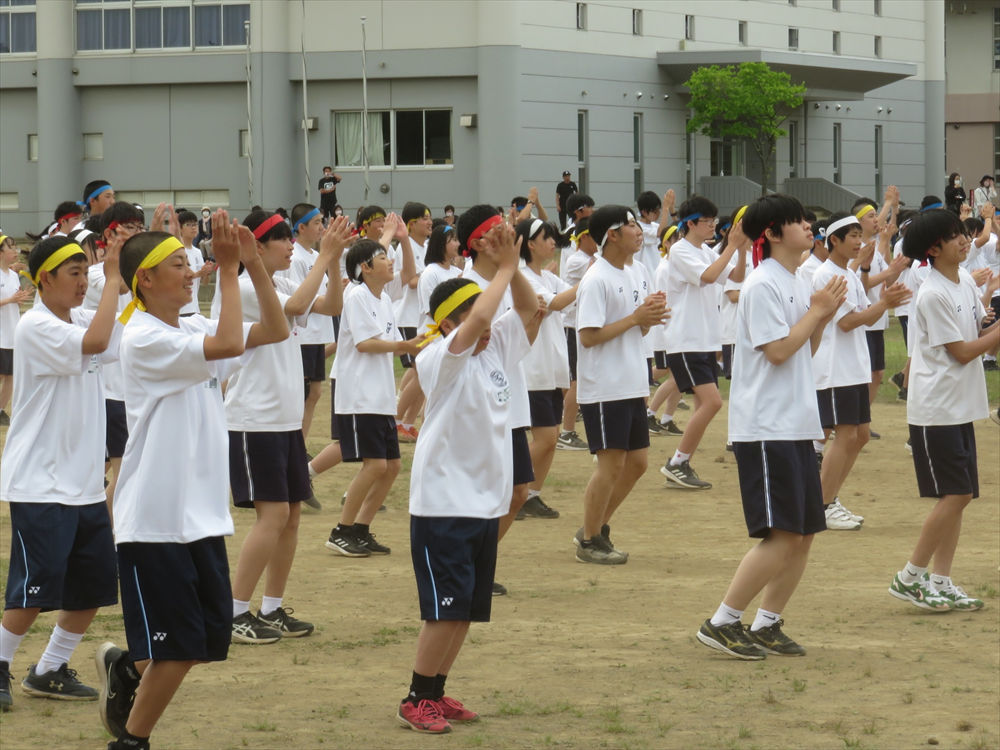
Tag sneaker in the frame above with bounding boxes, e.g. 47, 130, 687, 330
95, 642, 141, 736
660, 460, 712, 490
676, 399, 690, 411
647, 415, 666, 435
601, 523, 628, 560
492, 581, 507, 596
983, 359, 999, 371
21, 663, 98, 700
303, 481, 322, 510
824, 502, 862, 531
519, 496, 559, 519
725, 442, 735, 452
831, 498, 863, 524
355, 529, 391, 555
556, 430, 588, 451
905, 439, 912, 455
0, 660, 11, 712
0, 410, 9, 427
325, 527, 371, 557
869, 429, 881, 440
659, 419, 683, 436
397, 698, 452, 733
396, 423, 416, 444
572, 527, 585, 548
888, 573, 951, 611
407, 426, 420, 439
257, 607, 315, 637
932, 580, 984, 611
897, 387, 907, 401
815, 451, 824, 471
991, 408, 1000, 427
231, 611, 283, 644
890, 371, 904, 389
746, 620, 806, 656
695, 620, 766, 660
436, 695, 479, 722
575, 534, 627, 565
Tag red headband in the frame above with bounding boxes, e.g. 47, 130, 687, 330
252, 214, 285, 240
58, 211, 81, 224
751, 223, 774, 268
464, 214, 504, 256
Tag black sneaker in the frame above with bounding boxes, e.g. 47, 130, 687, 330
600, 524, 628, 560
696, 620, 766, 660
492, 581, 507, 597
0, 659, 11, 712
659, 419, 683, 436
869, 429, 881, 440
231, 611, 282, 645
96, 642, 141, 737
520, 496, 560, 519
660, 460, 712, 489
303, 481, 322, 510
21, 663, 98, 700
0, 410, 9, 427
647, 415, 666, 435
355, 529, 391, 555
325, 526, 371, 557
984, 359, 999, 371
897, 387, 907, 401
890, 371, 904, 389
257, 607, 314, 637
676, 399, 690, 411
745, 620, 806, 656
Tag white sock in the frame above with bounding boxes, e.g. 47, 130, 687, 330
260, 596, 283, 616
308, 463, 317, 479
928, 574, 951, 591
710, 603, 743, 627
647, 408, 656, 418
669, 450, 691, 467
233, 598, 250, 618
527, 489, 540, 499
660, 413, 673, 424
900, 562, 927, 585
37, 625, 83, 675
0, 625, 25, 665
813, 440, 824, 454
403, 423, 414, 431
750, 608, 781, 632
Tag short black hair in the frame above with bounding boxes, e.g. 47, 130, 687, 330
636, 191, 661, 214
428, 277, 479, 325
515, 218, 558, 262
244, 210, 293, 244
28, 235, 88, 290
824, 210, 863, 250
588, 205, 633, 249
920, 195, 943, 211
82, 180, 111, 207
902, 209, 964, 264
456, 203, 501, 259
290, 203, 318, 232
177, 210, 198, 226
357, 205, 387, 233
424, 224, 456, 265
54, 201, 82, 223
741, 194, 807, 260
402, 202, 431, 225
963, 217, 984, 236
565, 193, 594, 216
676, 195, 718, 235
344, 238, 387, 283
96, 201, 145, 237
510, 196, 528, 209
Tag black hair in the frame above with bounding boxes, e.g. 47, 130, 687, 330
902, 209, 964, 264
244, 210, 293, 244
515, 218, 558, 262
430, 217, 448, 230
120, 231, 179, 304
803, 209, 817, 223
28, 235, 88, 290
275, 207, 289, 219
323, 165, 333, 171
428, 277, 479, 325
963, 217, 984, 236
510, 196, 528, 209
810, 218, 829, 244
357, 205, 387, 234
947, 172, 960, 188
444, 204, 455, 213
920, 195, 943, 210
573, 216, 590, 236
565, 193, 594, 217
177, 210, 198, 226
82, 180, 111, 207
741, 194, 807, 259
424, 224, 457, 265
824, 210, 863, 249
851, 197, 877, 214
896, 209, 916, 230
290, 203, 318, 231
251, 204, 263, 213
54, 201, 82, 223
344, 238, 387, 283
981, 175, 994, 187
676, 195, 718, 235
588, 205, 633, 249
68, 227, 99, 264
96, 201, 145, 237
456, 203, 501, 259
636, 191, 661, 214
402, 201, 431, 225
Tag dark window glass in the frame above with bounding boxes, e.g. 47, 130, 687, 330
396, 110, 424, 166
222, 3, 248, 45
194, 4, 221, 47
163, 6, 189, 47
135, 6, 160, 49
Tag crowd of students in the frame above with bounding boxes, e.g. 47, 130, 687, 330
0, 176, 997, 744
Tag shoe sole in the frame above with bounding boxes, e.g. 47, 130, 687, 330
887, 586, 951, 612
521, 511, 560, 519
20, 684, 97, 701
303, 497, 322, 510
555, 443, 588, 451
95, 642, 120, 735
574, 551, 628, 565
659, 465, 712, 490
695, 630, 765, 660
396, 709, 451, 734
324, 540, 370, 558
231, 632, 282, 644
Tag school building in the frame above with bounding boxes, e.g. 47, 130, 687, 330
0, 0, 978, 236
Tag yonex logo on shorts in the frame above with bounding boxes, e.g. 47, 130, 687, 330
153, 632, 167, 641
441, 597, 453, 606
28, 586, 40, 594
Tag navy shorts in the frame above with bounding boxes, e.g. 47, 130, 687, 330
653, 350, 669, 371
665, 351, 718, 394
579, 397, 650, 454
329, 379, 340, 440
228, 430, 312, 508
898, 316, 909, 351
564, 328, 577, 381
4, 501, 117, 612
0, 348, 11, 376
512, 427, 535, 485
909, 423, 979, 499
301, 343, 327, 382
398, 327, 417, 368
338, 413, 400, 462
105, 399, 128, 460
721, 343, 734, 380
410, 515, 498, 623
732, 440, 826, 539
816, 384, 871, 428
528, 389, 564, 428
118, 537, 231, 662
865, 330, 885, 372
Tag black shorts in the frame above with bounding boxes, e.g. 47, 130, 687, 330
338, 413, 400, 462
721, 343, 734, 380
865, 330, 885, 372
909, 423, 980, 499
105, 398, 128, 459
898, 315, 909, 352
512, 427, 535, 485
301, 343, 327, 382
398, 327, 417, 368
816, 384, 871, 428
410, 515, 498, 623
4, 501, 117, 612
0, 348, 11, 376
653, 350, 669, 371
228, 430, 312, 508
118, 537, 231, 662
665, 351, 718, 394
732, 441, 826, 538
528, 389, 564, 428
564, 327, 577, 381
579, 397, 650, 454
329, 379, 340, 440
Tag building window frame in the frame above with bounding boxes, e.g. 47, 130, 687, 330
832, 30, 840, 55
833, 123, 842, 185
631, 8, 642, 36
332, 109, 454, 170
577, 109, 589, 194
788, 27, 799, 51
575, 2, 587, 30
0, 0, 37, 55
738, 20, 747, 46
685, 14, 695, 41
633, 112, 643, 201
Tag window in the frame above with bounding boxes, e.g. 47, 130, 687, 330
832, 30, 840, 54
874, 0, 882, 16
0, 0, 36, 54
577, 110, 589, 194
685, 15, 695, 41
117, 189, 230, 208
738, 20, 747, 46
788, 0, 796, 5
135, 5, 191, 48
27, 133, 37, 162
874, 125, 883, 198
575, 2, 586, 30
874, 35, 882, 58
239, 129, 250, 158
83, 132, 104, 160
75, 1, 247, 52
395, 110, 452, 165
788, 28, 798, 50
632, 8, 642, 36
994, 7, 1000, 70
0, 193, 19, 211
633, 113, 643, 201
710, 138, 744, 177
833, 123, 842, 185
333, 110, 452, 168
788, 121, 798, 178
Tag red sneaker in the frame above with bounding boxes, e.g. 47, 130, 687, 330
407, 425, 420, 440
436, 695, 479, 722
396, 424, 416, 444
397, 699, 452, 733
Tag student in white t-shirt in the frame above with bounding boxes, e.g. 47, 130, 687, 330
0, 233, 123, 711
636, 189, 674, 276
888, 209, 999, 613
99, 214, 290, 749
697, 195, 847, 660
574, 205, 668, 565
227, 211, 349, 644
395, 202, 433, 442
417, 224, 462, 332
396, 219, 536, 734
177, 210, 215, 317
796, 218, 830, 290
647, 223, 685, 434
0, 234, 31, 425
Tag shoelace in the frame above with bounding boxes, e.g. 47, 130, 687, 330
415, 698, 446, 719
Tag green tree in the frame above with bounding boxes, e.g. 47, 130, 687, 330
684, 62, 806, 195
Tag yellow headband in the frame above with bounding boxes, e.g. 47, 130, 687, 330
855, 204, 875, 220
660, 225, 678, 255
119, 236, 185, 323
26, 243, 85, 286
733, 205, 748, 225
0, 235, 8, 248
571, 228, 590, 244
418, 282, 483, 347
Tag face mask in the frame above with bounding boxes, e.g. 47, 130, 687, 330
334, 209, 343, 217
202, 211, 210, 217
955, 178, 962, 187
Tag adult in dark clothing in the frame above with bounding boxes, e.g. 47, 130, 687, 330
555, 171, 578, 230
944, 172, 966, 215
318, 166, 342, 219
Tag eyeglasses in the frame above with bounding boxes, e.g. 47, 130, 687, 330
697, 217, 720, 227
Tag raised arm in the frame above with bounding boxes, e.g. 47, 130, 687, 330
837, 282, 910, 331
307, 216, 353, 316
82, 229, 123, 355
238, 226, 290, 348
203, 212, 246, 360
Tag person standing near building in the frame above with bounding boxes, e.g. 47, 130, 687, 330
318, 167, 342, 221
555, 171, 578, 231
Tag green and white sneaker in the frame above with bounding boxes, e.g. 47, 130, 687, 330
888, 573, 950, 612
931, 579, 984, 611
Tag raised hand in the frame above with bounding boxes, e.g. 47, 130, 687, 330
971, 267, 993, 288
811, 275, 848, 317
479, 221, 519, 270
320, 215, 353, 259
881, 281, 911, 308
889, 253, 911, 274
236, 224, 261, 268
211, 210, 240, 268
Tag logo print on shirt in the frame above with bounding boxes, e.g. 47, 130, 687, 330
206, 377, 219, 389
633, 289, 640, 303
489, 369, 511, 405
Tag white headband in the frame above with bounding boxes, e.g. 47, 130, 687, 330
527, 219, 544, 239
597, 211, 636, 250
825, 216, 861, 249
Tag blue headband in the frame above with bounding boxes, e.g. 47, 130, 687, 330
719, 221, 732, 232
921, 202, 943, 212
294, 207, 320, 232
85, 184, 112, 205
443, 225, 453, 234
679, 212, 702, 225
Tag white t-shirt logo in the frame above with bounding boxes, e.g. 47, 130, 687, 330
87, 355, 100, 374
489, 369, 510, 405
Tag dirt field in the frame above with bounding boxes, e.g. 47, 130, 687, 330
1, 384, 998, 750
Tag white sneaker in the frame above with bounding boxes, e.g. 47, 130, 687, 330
825, 502, 861, 530
931, 579, 984, 611
831, 498, 863, 524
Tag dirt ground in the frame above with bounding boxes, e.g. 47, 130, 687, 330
1, 383, 998, 750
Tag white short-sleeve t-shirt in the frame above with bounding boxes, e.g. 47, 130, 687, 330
274, 242, 335, 345
0, 268, 21, 349
906, 268, 989, 426
649, 254, 671, 352
628, 260, 655, 358
560, 248, 592, 328
663, 237, 732, 353
334, 281, 401, 416
636, 219, 661, 277
796, 253, 823, 291
810, 259, 872, 389
523, 266, 571, 390
418, 262, 462, 330
410, 310, 530, 518
729, 259, 823, 442
180, 246, 205, 316
575, 256, 648, 404
393, 237, 427, 328
114, 311, 251, 543
0, 302, 119, 505
83, 262, 131, 400
721, 250, 751, 346
862, 248, 889, 331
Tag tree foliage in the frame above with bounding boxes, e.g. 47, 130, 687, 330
684, 62, 806, 193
